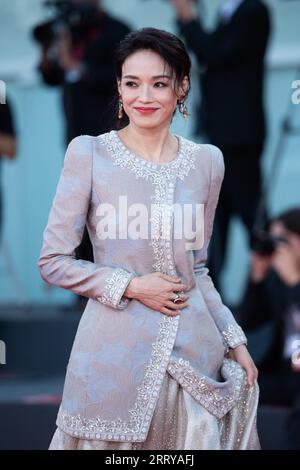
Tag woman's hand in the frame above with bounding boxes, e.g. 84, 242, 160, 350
226, 344, 258, 386
124, 272, 189, 317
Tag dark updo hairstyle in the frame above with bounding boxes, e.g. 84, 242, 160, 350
111, 27, 192, 130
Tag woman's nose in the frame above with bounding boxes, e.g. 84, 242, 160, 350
138, 85, 153, 102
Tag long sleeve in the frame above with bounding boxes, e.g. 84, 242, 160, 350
193, 144, 247, 350
37, 135, 136, 309
38, 53, 117, 90
33, 20, 65, 86
176, 2, 270, 69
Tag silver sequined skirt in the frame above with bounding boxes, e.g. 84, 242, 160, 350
49, 369, 260, 450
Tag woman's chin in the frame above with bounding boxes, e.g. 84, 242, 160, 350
130, 117, 169, 130
133, 122, 160, 130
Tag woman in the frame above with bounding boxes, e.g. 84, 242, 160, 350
38, 28, 260, 450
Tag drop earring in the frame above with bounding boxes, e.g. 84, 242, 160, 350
179, 100, 189, 119
118, 99, 123, 119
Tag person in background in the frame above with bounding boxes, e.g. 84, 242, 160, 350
170, 0, 271, 295
34, 0, 131, 142
0, 98, 17, 245
237, 208, 300, 449
33, 0, 131, 306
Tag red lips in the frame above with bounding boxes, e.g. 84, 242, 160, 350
134, 107, 159, 114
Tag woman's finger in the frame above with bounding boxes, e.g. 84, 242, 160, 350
244, 363, 258, 386
171, 283, 188, 292
165, 300, 189, 310
244, 365, 254, 386
170, 293, 189, 302
160, 307, 181, 317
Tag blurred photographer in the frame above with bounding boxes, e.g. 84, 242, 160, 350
237, 208, 300, 449
170, 0, 271, 294
33, 0, 131, 143
33, 1, 131, 303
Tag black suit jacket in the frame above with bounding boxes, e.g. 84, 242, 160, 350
38, 12, 131, 142
177, 0, 271, 147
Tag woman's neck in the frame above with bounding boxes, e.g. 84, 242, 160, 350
118, 124, 178, 164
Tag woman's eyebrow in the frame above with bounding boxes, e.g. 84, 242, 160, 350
122, 74, 172, 79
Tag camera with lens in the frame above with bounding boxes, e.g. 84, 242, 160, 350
32, 0, 99, 47
250, 229, 289, 255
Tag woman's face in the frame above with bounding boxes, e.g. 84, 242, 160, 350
117, 49, 188, 130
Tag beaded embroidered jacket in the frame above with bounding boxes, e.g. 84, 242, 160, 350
37, 130, 248, 442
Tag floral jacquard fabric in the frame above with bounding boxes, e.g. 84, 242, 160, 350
38, 130, 255, 448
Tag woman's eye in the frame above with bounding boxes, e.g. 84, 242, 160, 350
124, 81, 167, 88
154, 82, 167, 88
125, 81, 138, 87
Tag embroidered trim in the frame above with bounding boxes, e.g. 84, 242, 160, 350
149, 181, 177, 274
167, 357, 246, 419
96, 268, 136, 309
57, 315, 179, 441
97, 130, 198, 184
222, 324, 248, 349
